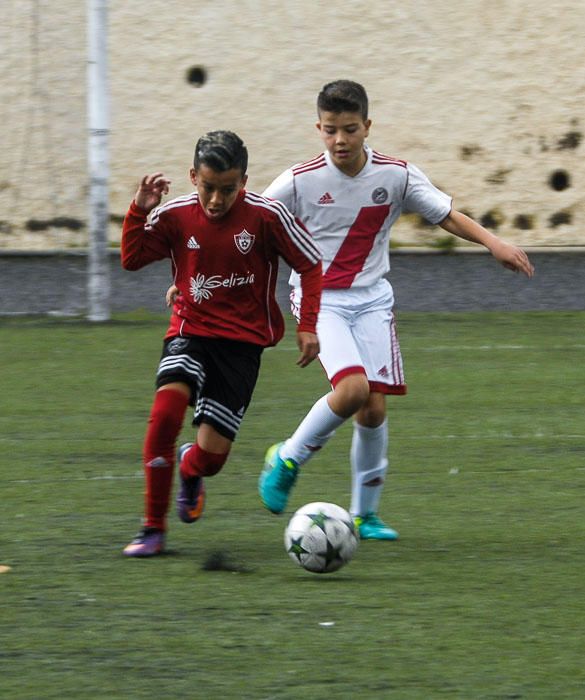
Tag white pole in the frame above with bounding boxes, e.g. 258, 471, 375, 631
86, 0, 110, 321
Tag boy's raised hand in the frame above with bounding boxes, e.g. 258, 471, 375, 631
135, 172, 171, 213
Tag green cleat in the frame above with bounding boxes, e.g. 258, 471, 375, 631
258, 442, 299, 514
354, 513, 399, 541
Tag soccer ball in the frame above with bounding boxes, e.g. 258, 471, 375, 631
284, 502, 359, 574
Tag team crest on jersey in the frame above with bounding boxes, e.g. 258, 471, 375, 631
167, 338, 190, 355
371, 187, 389, 204
234, 229, 255, 254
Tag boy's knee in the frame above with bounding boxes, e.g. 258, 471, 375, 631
331, 373, 370, 417
184, 443, 228, 477
356, 393, 386, 427
357, 406, 386, 428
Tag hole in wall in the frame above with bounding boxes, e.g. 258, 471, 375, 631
549, 170, 570, 191
186, 66, 207, 87
479, 209, 504, 230
459, 144, 483, 161
513, 214, 535, 230
549, 211, 572, 227
556, 131, 582, 150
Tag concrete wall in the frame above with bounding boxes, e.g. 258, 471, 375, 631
1, 1, 584, 250
2, 250, 583, 316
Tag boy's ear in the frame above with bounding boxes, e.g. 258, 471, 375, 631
189, 168, 197, 185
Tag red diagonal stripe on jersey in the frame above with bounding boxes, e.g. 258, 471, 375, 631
323, 205, 390, 288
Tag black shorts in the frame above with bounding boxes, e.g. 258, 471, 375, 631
156, 336, 263, 441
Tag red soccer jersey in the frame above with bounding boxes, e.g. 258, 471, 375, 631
121, 190, 322, 346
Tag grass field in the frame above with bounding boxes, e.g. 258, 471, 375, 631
1, 311, 584, 699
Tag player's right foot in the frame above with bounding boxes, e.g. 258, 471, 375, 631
176, 443, 206, 523
354, 513, 399, 541
123, 527, 165, 557
258, 442, 299, 514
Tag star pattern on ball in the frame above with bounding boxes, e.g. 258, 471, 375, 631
285, 503, 358, 574
342, 518, 357, 535
287, 536, 309, 563
318, 538, 343, 569
307, 510, 331, 532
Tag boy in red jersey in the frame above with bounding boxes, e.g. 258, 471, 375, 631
122, 130, 322, 557
258, 80, 534, 539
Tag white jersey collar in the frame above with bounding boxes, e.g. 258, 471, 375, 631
323, 144, 372, 178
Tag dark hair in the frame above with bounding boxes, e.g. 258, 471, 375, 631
317, 80, 369, 120
193, 130, 248, 174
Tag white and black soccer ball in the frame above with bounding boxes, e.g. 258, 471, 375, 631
284, 502, 358, 574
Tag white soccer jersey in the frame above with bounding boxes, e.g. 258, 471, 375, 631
264, 145, 452, 289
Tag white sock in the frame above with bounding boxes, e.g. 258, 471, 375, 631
280, 394, 346, 466
350, 420, 388, 517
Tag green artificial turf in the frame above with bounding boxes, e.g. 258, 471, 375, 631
1, 311, 583, 699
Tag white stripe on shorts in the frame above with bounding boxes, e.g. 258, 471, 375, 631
157, 354, 205, 388
389, 316, 405, 385
194, 397, 242, 434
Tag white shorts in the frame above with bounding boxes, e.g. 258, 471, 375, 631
291, 278, 406, 395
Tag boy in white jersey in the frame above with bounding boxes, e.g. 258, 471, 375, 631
258, 80, 534, 540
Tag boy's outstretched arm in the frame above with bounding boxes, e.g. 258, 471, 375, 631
439, 209, 534, 278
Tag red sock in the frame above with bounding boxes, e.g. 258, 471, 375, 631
142, 388, 189, 530
181, 443, 228, 478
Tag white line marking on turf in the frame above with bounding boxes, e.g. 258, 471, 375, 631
4, 472, 143, 485
421, 344, 585, 351
400, 434, 585, 440
4, 464, 585, 485
275, 344, 585, 351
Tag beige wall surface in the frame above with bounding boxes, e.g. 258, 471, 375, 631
1, 0, 583, 250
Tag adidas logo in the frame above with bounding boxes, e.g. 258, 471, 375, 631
318, 192, 335, 205
377, 365, 389, 378
187, 236, 200, 249
147, 457, 169, 468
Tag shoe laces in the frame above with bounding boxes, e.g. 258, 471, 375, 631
275, 459, 298, 489
135, 527, 162, 542
363, 513, 385, 527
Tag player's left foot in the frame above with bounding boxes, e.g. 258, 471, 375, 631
354, 513, 399, 540
258, 442, 299, 514
123, 527, 166, 557
176, 443, 206, 523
